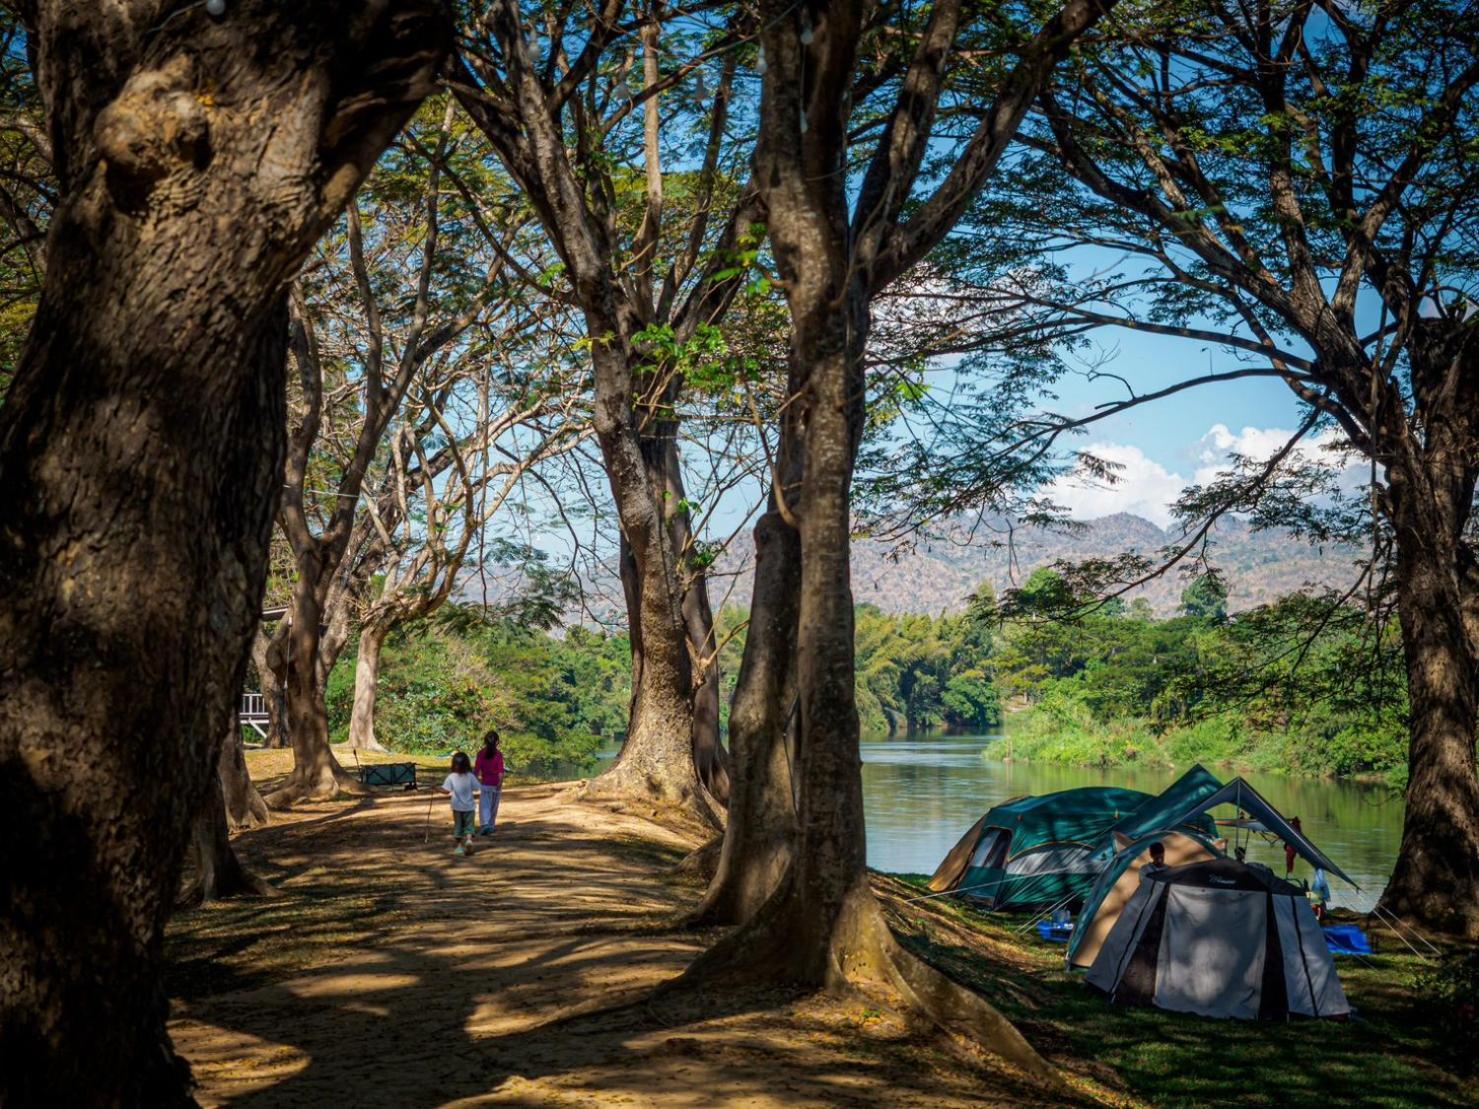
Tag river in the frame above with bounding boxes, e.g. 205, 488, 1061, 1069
860, 730, 1403, 910
586, 728, 1403, 908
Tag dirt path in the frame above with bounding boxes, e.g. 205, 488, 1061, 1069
167, 782, 1072, 1107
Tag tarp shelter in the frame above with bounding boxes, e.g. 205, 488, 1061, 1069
927, 787, 1154, 909
1067, 829, 1224, 969
1100, 764, 1224, 849
1085, 858, 1349, 1020
1192, 777, 1357, 887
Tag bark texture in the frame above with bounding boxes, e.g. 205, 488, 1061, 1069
1378, 404, 1479, 936
0, 4, 445, 1103
347, 618, 390, 751
220, 714, 269, 830
691, 408, 803, 924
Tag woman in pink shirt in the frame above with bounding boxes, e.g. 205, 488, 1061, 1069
473, 729, 505, 836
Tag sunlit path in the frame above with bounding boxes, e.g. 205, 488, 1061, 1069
167, 784, 1065, 1107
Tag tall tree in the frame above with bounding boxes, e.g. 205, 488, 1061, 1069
0, 3, 446, 1101
267, 103, 520, 803
347, 335, 590, 750
454, 1, 760, 822
928, 0, 1479, 934
686, 0, 1110, 1069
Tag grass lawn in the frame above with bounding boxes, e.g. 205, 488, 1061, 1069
880, 874, 1474, 1108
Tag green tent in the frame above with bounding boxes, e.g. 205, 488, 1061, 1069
927, 787, 1155, 909
1102, 764, 1223, 845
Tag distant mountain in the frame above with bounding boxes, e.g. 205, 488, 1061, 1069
839, 513, 1360, 616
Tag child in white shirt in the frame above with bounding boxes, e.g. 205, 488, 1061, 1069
440, 751, 480, 856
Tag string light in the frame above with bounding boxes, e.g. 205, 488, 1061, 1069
755, 47, 767, 75
205, 0, 226, 16
693, 72, 709, 100
799, 11, 814, 45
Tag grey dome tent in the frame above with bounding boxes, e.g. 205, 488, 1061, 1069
1071, 770, 1358, 970
1067, 829, 1224, 970
1085, 858, 1349, 1020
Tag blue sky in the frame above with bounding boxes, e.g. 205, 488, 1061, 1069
1035, 324, 1321, 527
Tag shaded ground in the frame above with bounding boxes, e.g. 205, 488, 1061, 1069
166, 750, 1472, 1107
168, 758, 1071, 1107
882, 877, 1476, 1108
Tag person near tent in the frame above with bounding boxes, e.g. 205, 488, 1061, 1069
1142, 841, 1166, 877
440, 751, 481, 857
474, 729, 505, 837
1284, 816, 1302, 877
1309, 867, 1332, 921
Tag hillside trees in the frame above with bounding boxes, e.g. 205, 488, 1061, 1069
683, 0, 1112, 1066
927, 0, 1479, 934
0, 2, 446, 1101
453, 0, 768, 821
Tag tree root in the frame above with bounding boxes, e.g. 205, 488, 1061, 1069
178, 835, 278, 909
675, 835, 723, 881
265, 763, 367, 809
576, 773, 724, 837
226, 785, 271, 831
668, 884, 1064, 1092
1375, 888, 1479, 942
179, 861, 278, 909
683, 827, 793, 930
581, 758, 725, 833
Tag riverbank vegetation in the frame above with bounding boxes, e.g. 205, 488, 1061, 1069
992, 571, 1410, 785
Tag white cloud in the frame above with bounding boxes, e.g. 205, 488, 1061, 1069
1045, 443, 1187, 528
1192, 423, 1368, 490
1047, 424, 1367, 529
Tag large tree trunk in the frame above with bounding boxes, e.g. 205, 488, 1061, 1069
267, 570, 362, 806
348, 619, 390, 752
220, 714, 269, 830
691, 507, 801, 924
686, 576, 729, 803
586, 358, 717, 828
251, 624, 291, 749
1378, 463, 1479, 937
602, 421, 727, 813
748, 296, 873, 983
691, 348, 806, 924
182, 739, 276, 908
608, 432, 730, 809
0, 7, 443, 1101
653, 416, 730, 804
680, 298, 1052, 1082
674, 11, 1062, 1082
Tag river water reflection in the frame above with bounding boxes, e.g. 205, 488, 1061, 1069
860, 730, 1404, 909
